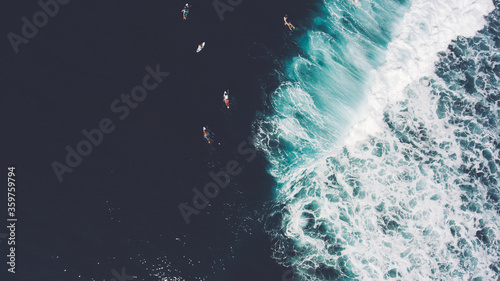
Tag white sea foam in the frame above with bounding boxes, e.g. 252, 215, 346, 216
349, 0, 495, 144
257, 0, 498, 280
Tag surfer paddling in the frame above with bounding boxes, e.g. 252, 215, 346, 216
223, 90, 230, 109
203, 127, 211, 144
181, 3, 190, 20
196, 42, 205, 53
284, 14, 296, 31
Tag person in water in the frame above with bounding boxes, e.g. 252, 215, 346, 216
203, 127, 211, 144
181, 3, 190, 20
223, 90, 230, 109
284, 14, 296, 31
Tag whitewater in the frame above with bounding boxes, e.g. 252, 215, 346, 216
255, 0, 499, 280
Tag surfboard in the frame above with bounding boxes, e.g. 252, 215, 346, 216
196, 42, 205, 53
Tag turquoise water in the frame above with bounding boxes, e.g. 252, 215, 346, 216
256, 0, 499, 279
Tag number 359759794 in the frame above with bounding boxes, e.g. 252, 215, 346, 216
8, 167, 16, 216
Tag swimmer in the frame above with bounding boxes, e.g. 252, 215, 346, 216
284, 14, 296, 31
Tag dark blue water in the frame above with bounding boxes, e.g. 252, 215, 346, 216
5, 1, 499, 280
1, 0, 318, 280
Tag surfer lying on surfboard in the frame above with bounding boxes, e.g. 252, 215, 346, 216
196, 42, 205, 53
181, 3, 190, 20
203, 127, 212, 144
284, 14, 296, 31
223, 90, 230, 109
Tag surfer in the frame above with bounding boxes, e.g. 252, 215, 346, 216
181, 3, 190, 20
223, 90, 230, 109
203, 127, 211, 144
284, 14, 296, 31
196, 42, 205, 53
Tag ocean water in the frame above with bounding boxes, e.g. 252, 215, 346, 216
3, 0, 499, 280
2, 1, 302, 280
255, 0, 500, 280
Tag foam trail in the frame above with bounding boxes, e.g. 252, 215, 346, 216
351, 0, 496, 143
256, 0, 498, 280
257, 0, 409, 179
